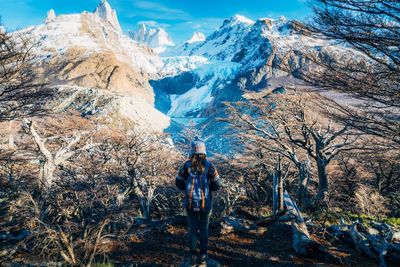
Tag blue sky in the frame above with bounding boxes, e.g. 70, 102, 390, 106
0, 0, 312, 42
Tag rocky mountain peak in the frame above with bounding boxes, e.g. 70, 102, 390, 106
132, 23, 147, 43
93, 0, 122, 32
129, 24, 174, 53
223, 15, 255, 28
187, 32, 206, 44
278, 16, 288, 23
45, 9, 56, 23
258, 18, 274, 30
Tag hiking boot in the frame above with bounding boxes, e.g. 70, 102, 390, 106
199, 253, 208, 265
188, 254, 197, 267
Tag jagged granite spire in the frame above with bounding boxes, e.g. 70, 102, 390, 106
45, 9, 56, 23
93, 0, 122, 32
129, 23, 174, 53
131, 23, 147, 43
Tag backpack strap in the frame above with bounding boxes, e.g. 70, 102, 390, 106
188, 175, 195, 209
200, 161, 211, 210
185, 161, 191, 178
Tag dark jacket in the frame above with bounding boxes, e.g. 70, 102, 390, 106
175, 159, 221, 191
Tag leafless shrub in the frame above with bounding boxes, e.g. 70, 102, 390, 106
0, 117, 182, 264
297, 0, 400, 149
354, 185, 389, 218
0, 24, 52, 122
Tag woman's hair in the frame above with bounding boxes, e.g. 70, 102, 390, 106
190, 153, 206, 173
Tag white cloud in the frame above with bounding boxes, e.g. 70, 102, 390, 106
137, 20, 171, 28
123, 0, 191, 21
175, 17, 222, 33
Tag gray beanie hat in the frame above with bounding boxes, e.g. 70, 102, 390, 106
190, 136, 206, 156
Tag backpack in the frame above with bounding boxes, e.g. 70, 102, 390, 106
185, 161, 211, 211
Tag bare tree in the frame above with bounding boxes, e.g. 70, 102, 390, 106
21, 117, 93, 189
225, 90, 359, 205
360, 150, 400, 216
91, 124, 181, 220
271, 155, 290, 214
0, 21, 52, 122
224, 101, 310, 206
298, 0, 400, 148
0, 117, 183, 264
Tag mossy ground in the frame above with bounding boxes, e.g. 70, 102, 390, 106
307, 210, 400, 227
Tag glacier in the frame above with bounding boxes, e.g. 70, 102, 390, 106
11, 0, 361, 153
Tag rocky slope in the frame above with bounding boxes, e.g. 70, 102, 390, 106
14, 0, 359, 151
153, 16, 312, 120
152, 15, 361, 153
20, 1, 169, 132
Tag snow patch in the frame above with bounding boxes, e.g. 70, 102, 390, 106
187, 32, 206, 44
168, 86, 214, 117
226, 15, 255, 27
118, 96, 171, 132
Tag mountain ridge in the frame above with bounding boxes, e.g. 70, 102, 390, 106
17, 1, 170, 132
129, 23, 175, 54
12, 0, 361, 152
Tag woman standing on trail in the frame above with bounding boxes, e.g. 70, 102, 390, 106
175, 137, 221, 266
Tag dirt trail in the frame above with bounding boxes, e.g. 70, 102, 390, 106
110, 222, 381, 267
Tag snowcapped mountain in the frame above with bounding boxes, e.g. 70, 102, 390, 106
164, 15, 255, 60
153, 15, 294, 118
162, 31, 206, 58
93, 0, 122, 32
18, 0, 169, 132
155, 14, 348, 118
151, 14, 359, 153
129, 23, 175, 53
187, 32, 206, 44
30, 8, 162, 75
12, 0, 358, 151
168, 15, 314, 67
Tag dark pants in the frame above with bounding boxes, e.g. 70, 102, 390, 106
187, 209, 212, 255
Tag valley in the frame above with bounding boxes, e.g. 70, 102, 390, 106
1, 1, 399, 266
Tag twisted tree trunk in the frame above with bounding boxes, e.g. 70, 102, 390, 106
315, 155, 329, 202
23, 119, 87, 189
284, 191, 341, 263
272, 170, 284, 214
298, 160, 311, 207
